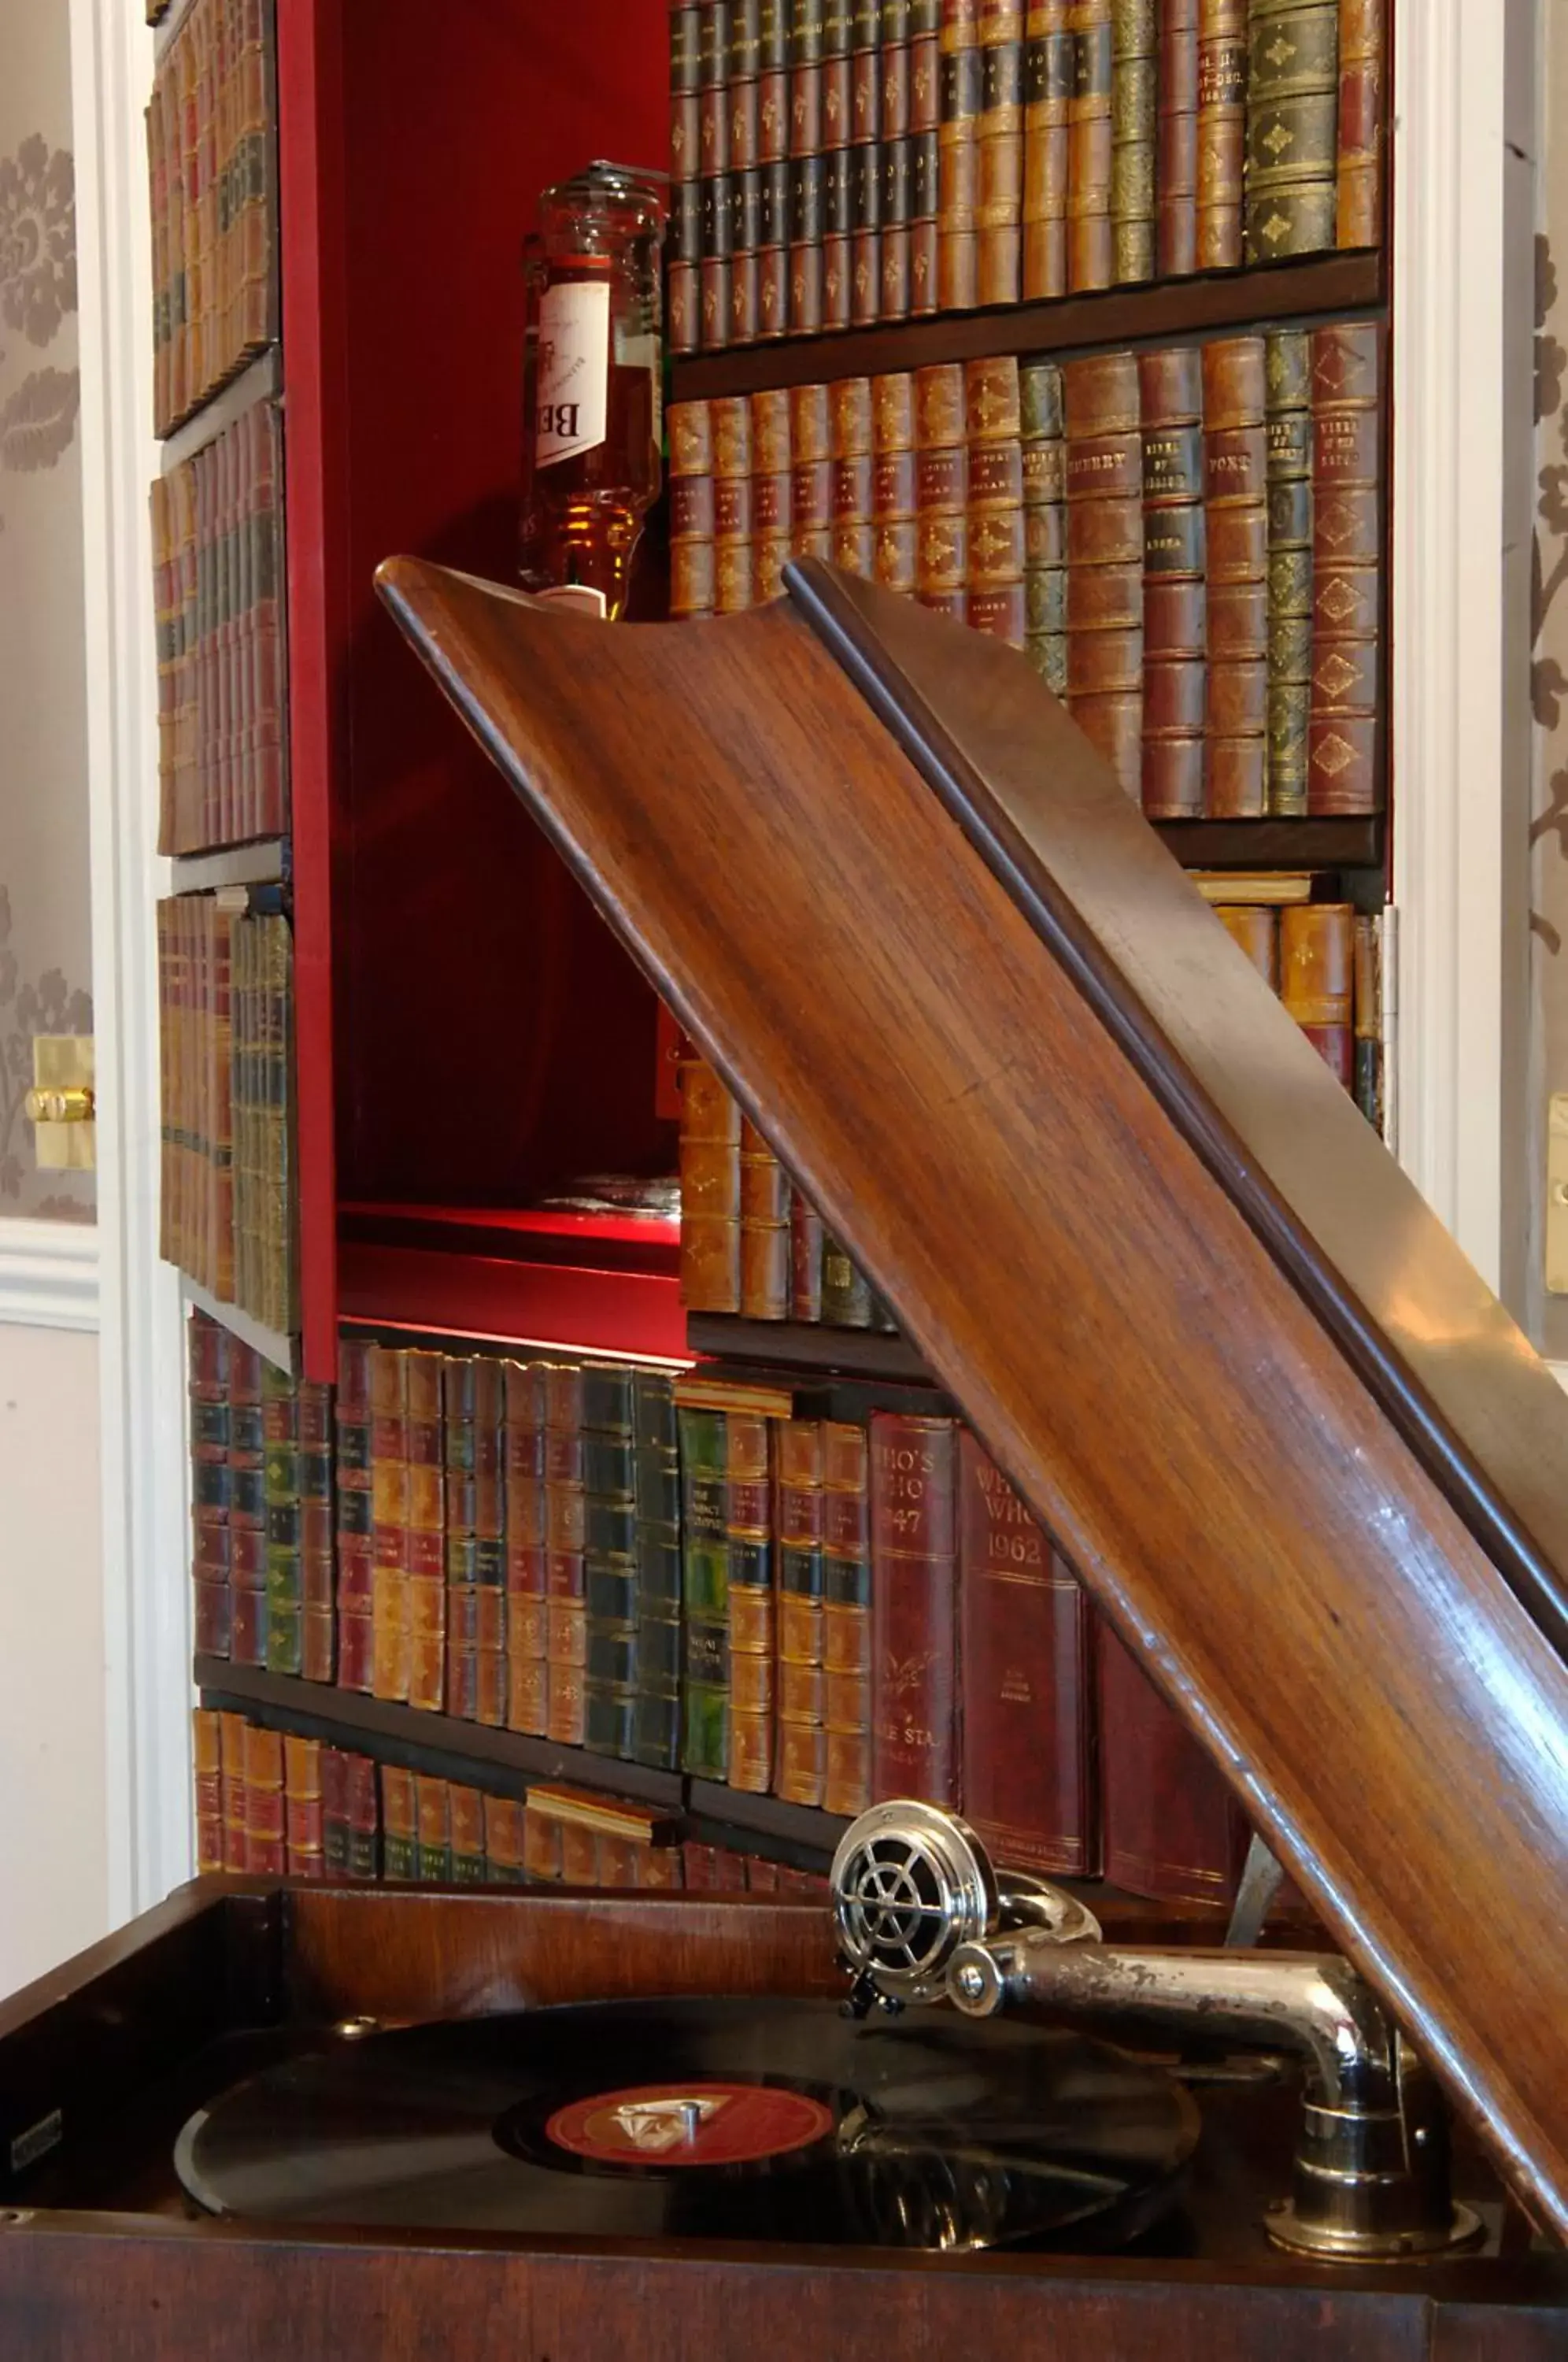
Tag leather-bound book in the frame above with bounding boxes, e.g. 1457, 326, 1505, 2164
1214, 899, 1279, 984
1063, 349, 1143, 802
679, 1402, 730, 1777
1196, 0, 1246, 270
447, 1786, 485, 1886
244, 1723, 287, 1877
1022, 357, 1067, 693
402, 1350, 447, 1714
679, 1053, 742, 1309
261, 1361, 304, 1679
916, 359, 969, 623
189, 1312, 231, 1662
544, 1363, 588, 1748
1336, 0, 1384, 250
1265, 325, 1313, 815
368, 1345, 412, 1703
1157, 0, 1199, 275
714, 394, 756, 615
776, 1420, 827, 1805
632, 1370, 684, 1771
938, 0, 982, 309
343, 1749, 380, 1879
823, 1231, 876, 1324
791, 1191, 827, 1318
1353, 908, 1384, 1133
1244, 0, 1337, 264
727, 1410, 778, 1792
823, 1419, 875, 1815
1139, 342, 1206, 819
791, 379, 834, 562
504, 1360, 549, 1738
821, 9, 855, 328
283, 1734, 324, 1882
831, 373, 877, 579
668, 400, 716, 621
730, 165, 763, 346
757, 155, 791, 337
873, 368, 919, 594
871, 1409, 959, 1804
335, 1336, 373, 1694
1067, 0, 1113, 289
1202, 333, 1268, 817
1308, 319, 1381, 814
227, 1342, 267, 1671
850, 4, 882, 321
880, 5, 912, 313
443, 1355, 483, 1723
1280, 900, 1355, 1085
702, 0, 734, 185
320, 1746, 352, 1880
960, 1439, 1096, 1874
473, 1357, 508, 1727
582, 1366, 642, 1762
966, 354, 1026, 646
790, 0, 827, 332
298, 1377, 335, 1686
1110, 0, 1155, 283
483, 1793, 527, 1884
752, 386, 793, 602
731, 0, 764, 322
741, 1112, 793, 1311
910, 0, 941, 309
701, 166, 734, 353
414, 1773, 453, 1884
193, 1709, 224, 1874
1023, 2, 1071, 298
1097, 1618, 1248, 1904
218, 1710, 249, 1871
977, 2, 1023, 304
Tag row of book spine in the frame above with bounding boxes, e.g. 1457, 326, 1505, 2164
146, 0, 277, 436
194, 1709, 832, 1891
157, 897, 298, 1335
1206, 880, 1383, 1118
151, 398, 288, 857
668, 320, 1381, 819
190, 1312, 1248, 1903
668, 0, 1387, 356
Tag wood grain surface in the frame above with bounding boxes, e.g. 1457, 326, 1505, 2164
376, 554, 1568, 2239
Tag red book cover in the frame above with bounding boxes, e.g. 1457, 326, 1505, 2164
870, 1408, 959, 1805
1096, 1615, 1248, 1906
958, 1436, 1096, 1875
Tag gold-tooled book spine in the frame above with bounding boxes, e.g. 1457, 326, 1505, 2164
1110, 0, 1154, 284
756, 0, 791, 334
1202, 333, 1268, 815
881, 10, 913, 317
1138, 342, 1205, 819
910, 3, 941, 309
966, 354, 1026, 644
1023, 2, 1071, 298
1196, 0, 1246, 271
1067, 0, 1113, 291
671, 8, 701, 354
1214, 901, 1280, 987
752, 385, 793, 601
790, 378, 834, 561
977, 3, 1023, 304
727, 1412, 777, 1793
543, 1364, 588, 1751
1063, 348, 1142, 801
729, 0, 763, 341
849, 2, 883, 324
775, 1420, 827, 1807
1157, 0, 1198, 276
679, 1055, 743, 1312
1353, 907, 1384, 1133
873, 369, 919, 594
822, 1419, 873, 1817
939, 0, 982, 309
740, 1115, 793, 1317
1022, 357, 1067, 691
1244, 0, 1337, 265
669, 402, 717, 620
699, 0, 734, 350
1307, 318, 1381, 814
831, 373, 877, 579
1336, 0, 1384, 249
1279, 901, 1355, 1087
1265, 325, 1313, 816
790, 0, 827, 332
916, 360, 970, 620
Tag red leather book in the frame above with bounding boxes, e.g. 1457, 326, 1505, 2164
1195, 0, 1245, 270
505, 1357, 549, 1738
1336, 0, 1384, 250
1096, 1616, 1248, 1905
283, 1733, 325, 1881
679, 1053, 743, 1309
1202, 332, 1268, 816
1063, 349, 1142, 802
1066, 0, 1112, 290
959, 1438, 1096, 1875
870, 1408, 960, 1805
1138, 342, 1205, 820
1307, 319, 1381, 815
242, 1720, 286, 1876
1156, 0, 1198, 276
1279, 900, 1355, 1087
1023, 1, 1071, 296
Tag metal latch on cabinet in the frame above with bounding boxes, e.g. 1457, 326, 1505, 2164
23, 1034, 94, 1170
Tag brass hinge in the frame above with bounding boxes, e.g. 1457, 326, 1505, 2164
24, 1035, 95, 1171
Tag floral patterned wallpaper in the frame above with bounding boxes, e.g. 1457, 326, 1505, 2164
0, 0, 94, 1223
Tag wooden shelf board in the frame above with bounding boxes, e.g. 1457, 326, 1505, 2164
687, 1314, 935, 1385
1153, 816, 1384, 872
194, 1660, 686, 1812
169, 837, 289, 894
671, 251, 1385, 402
160, 345, 283, 472
337, 1237, 689, 1364
183, 1279, 294, 1377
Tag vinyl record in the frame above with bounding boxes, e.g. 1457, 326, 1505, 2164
175, 1998, 1199, 2251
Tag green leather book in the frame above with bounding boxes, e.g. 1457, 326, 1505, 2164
1244, 0, 1337, 262
679, 1405, 730, 1776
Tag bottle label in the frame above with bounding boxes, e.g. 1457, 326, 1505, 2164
537, 280, 610, 468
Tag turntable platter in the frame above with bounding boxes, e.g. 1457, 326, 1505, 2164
174, 1997, 1199, 2252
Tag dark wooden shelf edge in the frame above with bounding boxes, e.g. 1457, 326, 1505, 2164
671, 250, 1385, 401
686, 1780, 850, 1864
1153, 816, 1384, 872
193, 1660, 684, 1812
687, 1314, 936, 1384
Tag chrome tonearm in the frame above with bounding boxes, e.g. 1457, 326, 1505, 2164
830, 1801, 1481, 2263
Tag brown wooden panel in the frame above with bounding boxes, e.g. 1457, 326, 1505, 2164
375, 558, 1568, 2238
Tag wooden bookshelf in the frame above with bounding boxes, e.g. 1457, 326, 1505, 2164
669, 251, 1385, 404
1152, 817, 1385, 872
686, 1316, 934, 1386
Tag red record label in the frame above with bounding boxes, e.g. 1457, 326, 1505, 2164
545, 2082, 834, 2168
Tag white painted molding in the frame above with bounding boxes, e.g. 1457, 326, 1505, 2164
1550, 1362, 1568, 1396
0, 1218, 101, 1331
69, 0, 194, 1928
1391, 0, 1535, 1309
